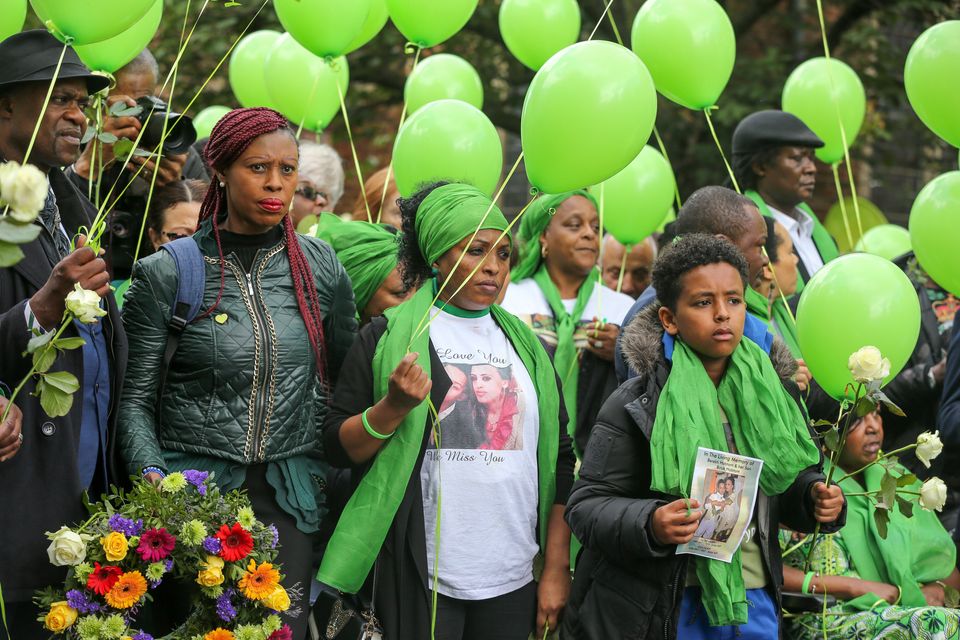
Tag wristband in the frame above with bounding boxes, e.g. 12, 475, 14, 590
142, 466, 166, 479
802, 572, 815, 594
362, 408, 393, 440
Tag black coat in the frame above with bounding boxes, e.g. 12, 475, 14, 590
562, 305, 844, 640
0, 169, 127, 602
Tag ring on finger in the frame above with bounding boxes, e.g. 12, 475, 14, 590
17, 433, 23, 445
593, 341, 603, 349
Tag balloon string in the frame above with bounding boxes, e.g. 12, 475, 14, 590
335, 75, 371, 222
703, 107, 740, 194
604, 2, 625, 46
427, 397, 442, 640
653, 126, 682, 211
831, 163, 855, 251
377, 46, 422, 223
295, 72, 322, 140
596, 182, 604, 320
762, 246, 798, 330
588, 0, 616, 41
617, 243, 629, 294
22, 40, 69, 166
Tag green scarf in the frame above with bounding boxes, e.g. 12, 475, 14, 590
744, 285, 771, 323
316, 216, 399, 313
650, 338, 820, 626
316, 184, 561, 593
511, 190, 598, 281
745, 286, 802, 358
836, 462, 955, 611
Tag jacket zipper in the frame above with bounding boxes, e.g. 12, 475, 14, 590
664, 559, 685, 639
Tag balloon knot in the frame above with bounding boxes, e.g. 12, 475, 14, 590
404, 42, 422, 55
528, 186, 540, 197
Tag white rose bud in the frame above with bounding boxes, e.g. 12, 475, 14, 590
0, 161, 47, 224
45, 526, 89, 566
915, 431, 944, 469
919, 477, 948, 512
64, 283, 107, 324
847, 346, 891, 384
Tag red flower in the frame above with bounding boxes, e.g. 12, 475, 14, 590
86, 562, 122, 596
268, 625, 293, 640
214, 523, 254, 563
137, 528, 176, 562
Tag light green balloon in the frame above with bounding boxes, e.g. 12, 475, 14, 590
229, 30, 281, 109
404, 53, 483, 114
264, 33, 349, 133
273, 0, 370, 58
797, 253, 921, 400
823, 196, 887, 254
386, 0, 478, 48
498, 0, 580, 71
594, 146, 675, 245
73, 0, 161, 73
854, 224, 911, 261
909, 171, 960, 296
782, 57, 866, 165
0, 0, 28, 41
521, 41, 657, 194
30, 0, 154, 45
392, 99, 502, 197
905, 21, 960, 148
630, 0, 735, 110
345, 0, 389, 54
193, 105, 231, 140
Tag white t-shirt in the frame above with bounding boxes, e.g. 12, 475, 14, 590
421, 307, 540, 600
500, 278, 635, 357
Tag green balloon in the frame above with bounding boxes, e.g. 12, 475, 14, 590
823, 196, 887, 254
0, 0, 27, 41
30, 0, 154, 45
229, 30, 281, 109
782, 57, 866, 165
345, 0, 389, 54
392, 99, 502, 197
73, 0, 161, 73
498, 0, 580, 71
273, 0, 370, 58
386, 0, 478, 48
193, 106, 231, 140
404, 53, 483, 114
264, 34, 349, 133
909, 171, 960, 296
797, 253, 921, 400
594, 146, 675, 245
854, 224, 911, 261
521, 41, 657, 193
905, 21, 960, 148
630, 0, 735, 110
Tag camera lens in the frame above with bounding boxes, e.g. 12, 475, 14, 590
136, 96, 198, 155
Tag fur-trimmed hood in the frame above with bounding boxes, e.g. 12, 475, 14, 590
618, 301, 799, 383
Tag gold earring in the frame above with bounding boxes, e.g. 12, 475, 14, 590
540, 244, 548, 258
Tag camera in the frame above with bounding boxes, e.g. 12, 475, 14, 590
135, 96, 197, 155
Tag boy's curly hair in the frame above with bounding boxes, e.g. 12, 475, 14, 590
396, 181, 449, 291
653, 234, 750, 310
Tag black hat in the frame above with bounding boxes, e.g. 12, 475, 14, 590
0, 30, 110, 93
731, 110, 824, 157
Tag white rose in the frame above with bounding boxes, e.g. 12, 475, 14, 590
0, 161, 47, 224
919, 477, 947, 512
915, 431, 944, 469
847, 346, 891, 384
64, 284, 106, 324
45, 526, 89, 566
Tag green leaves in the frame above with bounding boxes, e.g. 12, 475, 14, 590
896, 495, 914, 518
35, 372, 79, 417
873, 506, 890, 539
880, 472, 898, 510
109, 101, 143, 118
855, 395, 877, 417
823, 426, 841, 452
0, 241, 24, 267
0, 218, 42, 244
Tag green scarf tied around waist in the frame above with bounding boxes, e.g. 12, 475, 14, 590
745, 285, 802, 358
316, 215, 399, 313
317, 183, 561, 594
650, 338, 820, 626
511, 190, 598, 281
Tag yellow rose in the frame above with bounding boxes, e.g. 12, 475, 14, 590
44, 601, 78, 632
101, 532, 129, 562
201, 555, 225, 570
196, 567, 225, 587
262, 585, 291, 612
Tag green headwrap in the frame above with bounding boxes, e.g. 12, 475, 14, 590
316, 216, 399, 313
511, 190, 598, 281
650, 337, 820, 626
415, 182, 511, 265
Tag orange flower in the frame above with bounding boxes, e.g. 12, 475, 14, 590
238, 558, 281, 600
204, 630, 235, 640
105, 571, 147, 609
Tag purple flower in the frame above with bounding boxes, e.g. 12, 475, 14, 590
108, 514, 144, 536
183, 469, 209, 495
65, 589, 100, 614
215, 589, 237, 622
133, 633, 154, 640
267, 524, 279, 549
164, 558, 174, 572
202, 536, 221, 554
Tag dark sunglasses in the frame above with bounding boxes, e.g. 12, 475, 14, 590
296, 185, 328, 202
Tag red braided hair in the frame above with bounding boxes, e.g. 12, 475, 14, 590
197, 107, 327, 380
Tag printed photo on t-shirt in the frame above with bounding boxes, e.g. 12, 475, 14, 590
434, 361, 524, 451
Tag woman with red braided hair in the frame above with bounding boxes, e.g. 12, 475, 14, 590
117, 108, 358, 638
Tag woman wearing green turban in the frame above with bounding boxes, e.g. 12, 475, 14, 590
501, 191, 635, 456
318, 182, 576, 640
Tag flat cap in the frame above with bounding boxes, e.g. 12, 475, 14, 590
0, 30, 110, 93
732, 110, 824, 156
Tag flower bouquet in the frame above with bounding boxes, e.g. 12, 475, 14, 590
36, 471, 294, 640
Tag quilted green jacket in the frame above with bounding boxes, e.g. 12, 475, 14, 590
117, 220, 358, 476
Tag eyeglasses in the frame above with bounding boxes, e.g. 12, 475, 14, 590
296, 185, 328, 202
163, 231, 189, 242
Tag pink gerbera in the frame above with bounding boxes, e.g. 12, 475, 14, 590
137, 527, 176, 562
268, 626, 293, 640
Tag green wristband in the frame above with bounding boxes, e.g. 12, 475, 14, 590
362, 408, 393, 440
802, 572, 815, 594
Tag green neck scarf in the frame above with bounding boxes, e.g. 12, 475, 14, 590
511, 190, 598, 281
744, 285, 771, 323
316, 216, 398, 313
836, 462, 955, 611
650, 338, 820, 626
532, 264, 597, 449
317, 184, 561, 593
771, 297, 801, 358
